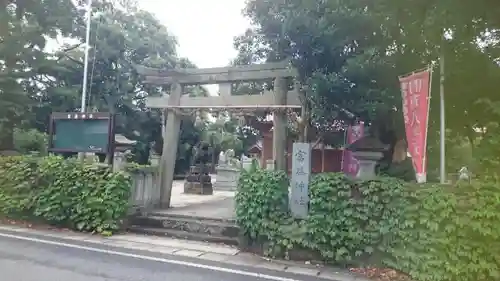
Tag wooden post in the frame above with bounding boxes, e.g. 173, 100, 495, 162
161, 109, 166, 140
158, 82, 182, 208
219, 83, 232, 97
321, 144, 325, 172
273, 77, 287, 171
439, 52, 446, 184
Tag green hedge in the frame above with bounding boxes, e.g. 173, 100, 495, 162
235, 169, 290, 255
236, 170, 407, 262
0, 155, 131, 235
307, 173, 406, 265
386, 182, 500, 281
236, 170, 500, 281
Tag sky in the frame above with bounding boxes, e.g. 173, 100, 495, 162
46, 0, 251, 95
139, 0, 251, 69
138, 0, 252, 94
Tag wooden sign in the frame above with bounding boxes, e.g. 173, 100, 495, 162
48, 112, 116, 162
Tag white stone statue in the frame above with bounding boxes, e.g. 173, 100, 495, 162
225, 149, 235, 159
458, 166, 470, 181
214, 150, 240, 191
222, 149, 241, 168
218, 151, 227, 166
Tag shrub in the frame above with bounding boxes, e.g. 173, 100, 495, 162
306, 173, 407, 265
236, 170, 500, 281
236, 170, 408, 263
0, 155, 131, 235
386, 181, 500, 281
124, 162, 157, 173
379, 158, 416, 182
235, 169, 290, 255
13, 128, 48, 155
0, 155, 40, 215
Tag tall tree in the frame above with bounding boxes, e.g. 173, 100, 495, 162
235, 0, 500, 172
0, 0, 78, 150
0, 0, 208, 172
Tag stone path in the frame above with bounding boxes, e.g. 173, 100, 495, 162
170, 179, 235, 208
161, 179, 236, 220
154, 197, 236, 220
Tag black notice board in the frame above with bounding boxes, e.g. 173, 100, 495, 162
48, 112, 116, 161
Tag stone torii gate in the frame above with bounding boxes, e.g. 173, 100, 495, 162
136, 61, 301, 208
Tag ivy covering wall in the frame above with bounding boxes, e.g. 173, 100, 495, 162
236, 170, 500, 281
0, 155, 131, 235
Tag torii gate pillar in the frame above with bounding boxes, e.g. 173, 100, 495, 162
273, 77, 287, 171
158, 82, 182, 208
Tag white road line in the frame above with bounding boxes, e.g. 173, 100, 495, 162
0, 232, 303, 281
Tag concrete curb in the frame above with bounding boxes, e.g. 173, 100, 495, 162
0, 225, 364, 281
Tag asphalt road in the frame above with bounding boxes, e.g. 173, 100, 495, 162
0, 234, 298, 281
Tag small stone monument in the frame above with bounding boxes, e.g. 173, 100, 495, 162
214, 150, 240, 191
184, 165, 213, 194
150, 153, 160, 167
184, 142, 213, 195
265, 159, 274, 170
218, 151, 227, 165
113, 151, 126, 172
241, 154, 254, 171
346, 135, 388, 180
458, 166, 470, 182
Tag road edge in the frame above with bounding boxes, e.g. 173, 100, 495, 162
0, 225, 362, 281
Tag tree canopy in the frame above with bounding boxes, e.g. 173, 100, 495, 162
236, 0, 500, 127
0, 1, 187, 166
2, 0, 500, 175
0, 0, 256, 170
234, 0, 500, 174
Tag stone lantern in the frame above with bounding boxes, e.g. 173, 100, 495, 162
346, 135, 388, 180
113, 134, 137, 172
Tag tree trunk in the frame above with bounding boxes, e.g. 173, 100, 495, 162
211, 146, 220, 173
297, 83, 309, 142
0, 123, 15, 152
372, 123, 399, 172
392, 139, 407, 163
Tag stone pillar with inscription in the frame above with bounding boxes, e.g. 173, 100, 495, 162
290, 142, 311, 219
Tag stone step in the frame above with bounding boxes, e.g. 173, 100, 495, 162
147, 211, 237, 224
128, 226, 239, 246
129, 215, 240, 239
212, 183, 237, 192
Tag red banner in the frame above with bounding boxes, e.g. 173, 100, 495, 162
399, 69, 431, 183
342, 122, 365, 176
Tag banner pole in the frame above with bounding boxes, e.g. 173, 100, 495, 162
423, 65, 433, 183
439, 52, 446, 184
340, 126, 348, 172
